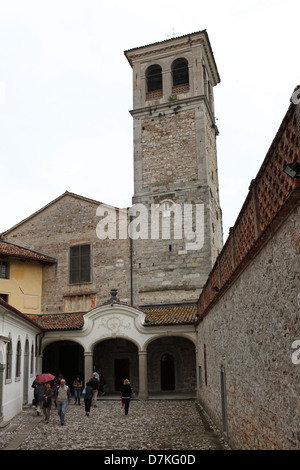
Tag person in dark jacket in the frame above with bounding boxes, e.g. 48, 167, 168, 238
84, 382, 93, 416
120, 379, 132, 416
42, 382, 54, 424
89, 373, 99, 408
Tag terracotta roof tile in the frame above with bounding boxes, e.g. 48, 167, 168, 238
25, 313, 85, 330
22, 303, 197, 331
0, 239, 56, 264
142, 303, 198, 325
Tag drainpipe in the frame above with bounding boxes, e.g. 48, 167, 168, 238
130, 214, 133, 306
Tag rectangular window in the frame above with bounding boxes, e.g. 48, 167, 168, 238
69, 244, 91, 284
0, 261, 8, 279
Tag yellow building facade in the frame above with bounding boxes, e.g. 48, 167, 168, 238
0, 240, 56, 315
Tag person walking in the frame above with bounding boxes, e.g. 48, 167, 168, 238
42, 382, 53, 424
55, 378, 71, 425
89, 373, 99, 408
84, 382, 93, 416
99, 371, 106, 396
73, 375, 83, 405
52, 374, 63, 408
35, 382, 46, 416
120, 379, 132, 416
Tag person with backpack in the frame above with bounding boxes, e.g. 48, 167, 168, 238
89, 372, 99, 408
83, 382, 93, 416
42, 382, 54, 424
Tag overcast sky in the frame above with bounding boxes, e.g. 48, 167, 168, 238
0, 0, 298, 241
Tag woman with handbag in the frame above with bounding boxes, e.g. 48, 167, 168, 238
120, 379, 132, 416
84, 382, 93, 416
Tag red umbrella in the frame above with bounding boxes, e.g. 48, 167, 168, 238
35, 373, 55, 383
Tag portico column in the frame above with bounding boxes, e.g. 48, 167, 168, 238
84, 351, 93, 384
138, 350, 148, 400
36, 354, 43, 375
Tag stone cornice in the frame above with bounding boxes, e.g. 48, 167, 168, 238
125, 30, 220, 86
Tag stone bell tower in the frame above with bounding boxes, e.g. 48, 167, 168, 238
124, 30, 223, 306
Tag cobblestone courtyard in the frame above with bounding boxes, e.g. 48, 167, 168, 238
1, 399, 228, 451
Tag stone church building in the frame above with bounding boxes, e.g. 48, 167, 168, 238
1, 31, 222, 398
1, 31, 299, 449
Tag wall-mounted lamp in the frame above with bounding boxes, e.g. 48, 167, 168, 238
283, 161, 300, 179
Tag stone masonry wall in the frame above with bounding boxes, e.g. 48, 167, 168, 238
141, 110, 197, 189
197, 202, 300, 450
3, 194, 132, 312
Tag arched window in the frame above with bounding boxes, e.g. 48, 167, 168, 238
172, 58, 189, 93
30, 344, 35, 375
16, 340, 21, 378
146, 64, 162, 100
6, 340, 12, 381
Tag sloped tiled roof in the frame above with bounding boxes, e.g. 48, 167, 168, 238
25, 313, 85, 330
0, 239, 56, 264
23, 303, 198, 331
142, 303, 198, 325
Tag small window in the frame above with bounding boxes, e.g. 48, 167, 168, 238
0, 293, 8, 302
69, 244, 91, 284
0, 261, 8, 279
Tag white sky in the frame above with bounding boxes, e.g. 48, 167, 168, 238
0, 0, 299, 241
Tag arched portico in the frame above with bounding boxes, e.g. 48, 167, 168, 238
42, 340, 84, 389
93, 338, 139, 394
41, 303, 197, 399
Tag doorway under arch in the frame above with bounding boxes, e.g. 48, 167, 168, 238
42, 341, 84, 390
147, 336, 196, 394
93, 338, 139, 394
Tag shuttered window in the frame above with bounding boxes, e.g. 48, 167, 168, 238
69, 244, 91, 284
0, 261, 8, 279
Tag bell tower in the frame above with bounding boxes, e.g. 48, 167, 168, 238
125, 30, 223, 306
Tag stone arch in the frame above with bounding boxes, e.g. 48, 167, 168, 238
146, 335, 196, 394
92, 337, 139, 394
42, 340, 84, 390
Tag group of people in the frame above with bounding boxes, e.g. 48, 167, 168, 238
32, 374, 72, 425
32, 371, 133, 425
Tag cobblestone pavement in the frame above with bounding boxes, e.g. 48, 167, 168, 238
0, 399, 229, 451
